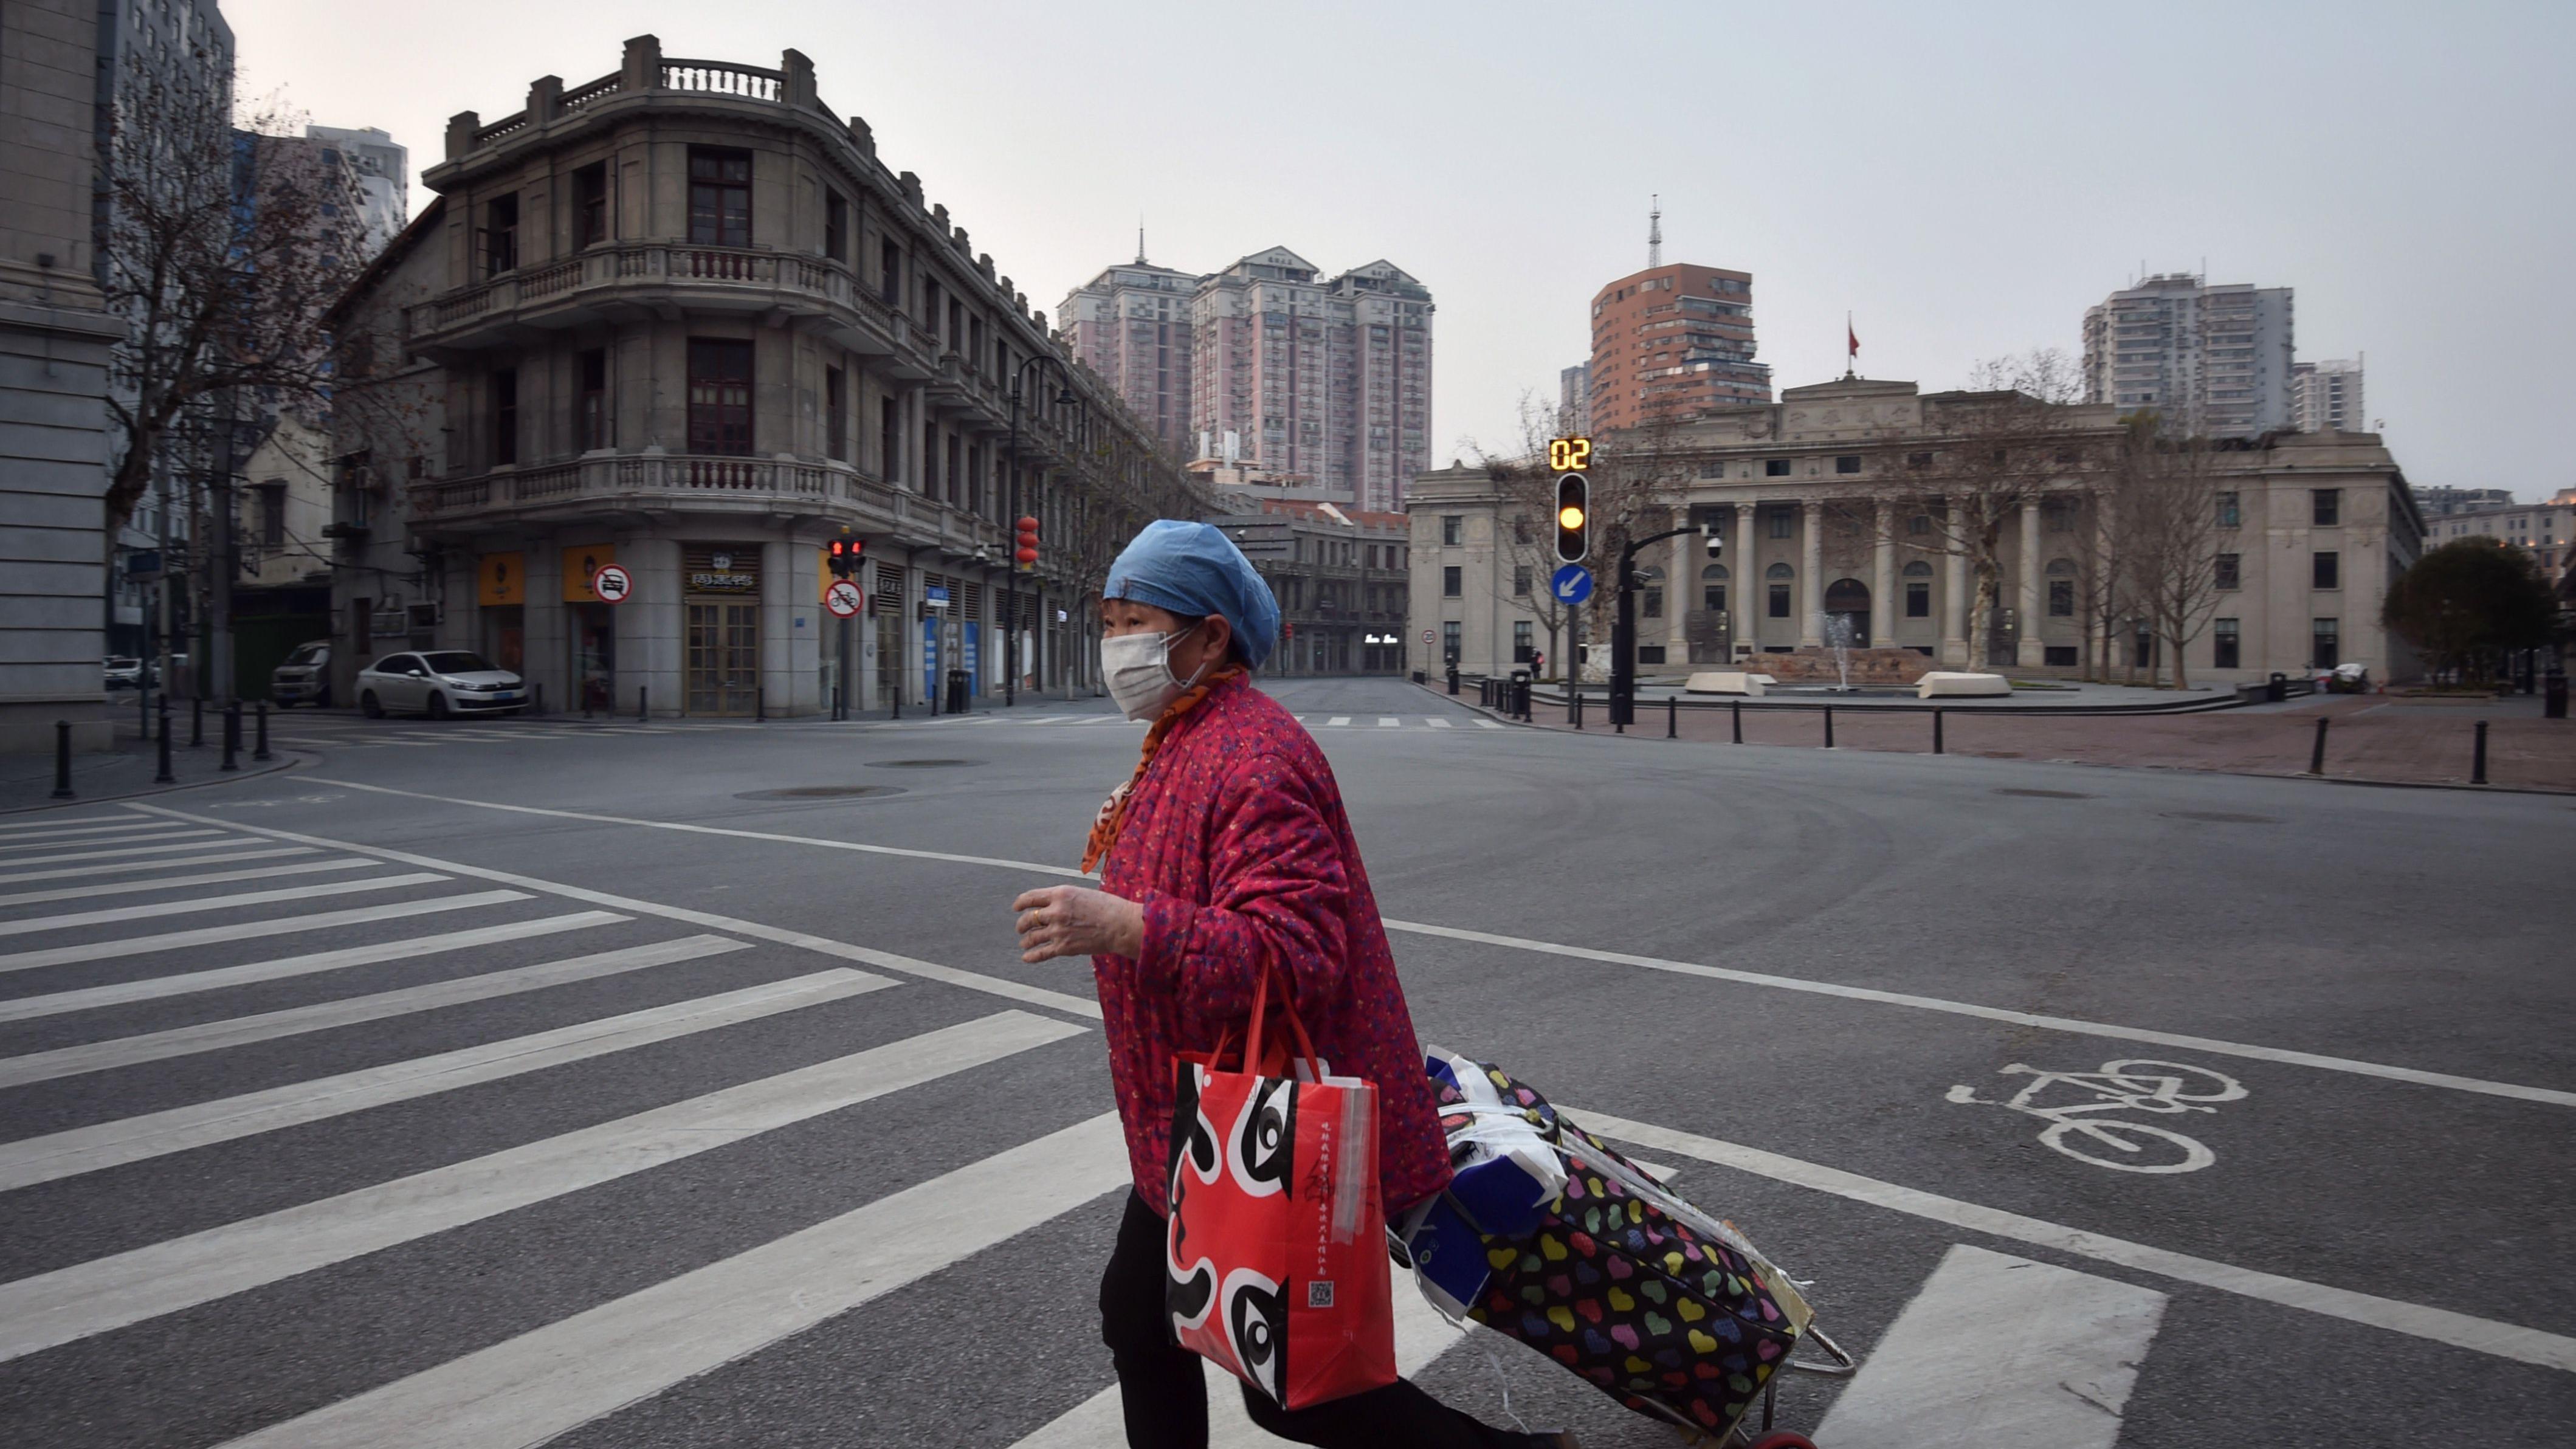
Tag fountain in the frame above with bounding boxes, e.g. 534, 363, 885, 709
1820, 612, 1857, 692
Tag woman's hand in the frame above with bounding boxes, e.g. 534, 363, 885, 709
1013, 885, 1145, 963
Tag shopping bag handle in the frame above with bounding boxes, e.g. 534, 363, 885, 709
1245, 962, 1326, 1082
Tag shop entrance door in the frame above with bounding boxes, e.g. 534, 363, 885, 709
686, 602, 760, 715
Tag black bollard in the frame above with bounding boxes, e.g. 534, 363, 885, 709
1824, 704, 1835, 749
155, 702, 174, 783
253, 702, 272, 762
2471, 720, 2488, 785
2307, 715, 2329, 776
1933, 707, 1945, 755
534, 683, 545, 717
638, 686, 648, 723
1731, 699, 1743, 744
221, 701, 241, 771
756, 689, 767, 723
52, 720, 74, 799
191, 698, 204, 748
1571, 687, 1583, 729
1667, 695, 1678, 739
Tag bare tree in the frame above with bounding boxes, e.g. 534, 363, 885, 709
100, 60, 368, 534
2117, 416, 2228, 689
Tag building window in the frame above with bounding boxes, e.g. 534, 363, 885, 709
2044, 645, 2078, 667
2214, 618, 2240, 669
1834, 455, 1861, 475
1909, 514, 1932, 535
1702, 563, 1728, 614
491, 367, 517, 466
577, 348, 608, 450
880, 240, 903, 306
2312, 618, 2340, 669
482, 193, 518, 277
568, 163, 608, 249
687, 148, 752, 246
2312, 488, 2341, 526
1768, 509, 1793, 539
257, 483, 286, 546
686, 340, 752, 455
2044, 497, 2075, 532
1642, 573, 1664, 619
826, 365, 848, 461
1769, 583, 1792, 618
1513, 621, 1534, 663
1442, 621, 1461, 663
1512, 566, 1531, 597
2048, 579, 2074, 616
2312, 551, 2340, 590
1765, 458, 1792, 477
2216, 490, 2240, 528
1906, 582, 1930, 618
880, 398, 899, 480
1441, 515, 1462, 546
2215, 552, 2240, 591
1442, 565, 1462, 598
824, 190, 848, 263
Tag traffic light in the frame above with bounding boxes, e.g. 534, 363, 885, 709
1014, 515, 1040, 572
827, 532, 862, 579
1554, 472, 1589, 563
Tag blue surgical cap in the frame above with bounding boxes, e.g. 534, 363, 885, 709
1103, 520, 1281, 670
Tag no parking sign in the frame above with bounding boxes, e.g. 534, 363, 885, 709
590, 563, 633, 604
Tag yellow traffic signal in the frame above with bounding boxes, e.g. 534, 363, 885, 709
1554, 473, 1589, 563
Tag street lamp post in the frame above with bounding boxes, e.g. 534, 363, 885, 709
1610, 520, 1721, 726
1005, 353, 1083, 709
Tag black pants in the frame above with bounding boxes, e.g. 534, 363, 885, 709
1100, 1190, 1550, 1449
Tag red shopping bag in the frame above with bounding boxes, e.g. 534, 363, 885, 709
1163, 969, 1396, 1410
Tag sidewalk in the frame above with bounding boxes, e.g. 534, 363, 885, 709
0, 729, 298, 814
1488, 689, 2576, 791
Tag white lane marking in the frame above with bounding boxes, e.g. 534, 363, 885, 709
0, 914, 625, 1024
0, 873, 447, 939
0, 935, 749, 1088
0, 820, 193, 842
1576, 1109, 2576, 1374
1816, 1245, 2163, 1449
0, 890, 529, 975
1377, 717, 1401, 727
0, 836, 255, 868
0, 968, 894, 1191
1473, 719, 1504, 729
145, 802, 1101, 1020
0, 846, 317, 886
0, 1010, 1086, 1362
0, 815, 160, 835
0, 827, 214, 855
1012, 1258, 1470, 1448
252, 791, 2576, 1112
1425, 718, 1454, 729
1324, 716, 1352, 727
214, 1113, 1127, 1449
0, 858, 376, 909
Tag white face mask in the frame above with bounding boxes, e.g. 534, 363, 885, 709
1101, 622, 1208, 721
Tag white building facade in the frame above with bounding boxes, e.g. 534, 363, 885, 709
2292, 357, 2365, 434
2082, 274, 2296, 438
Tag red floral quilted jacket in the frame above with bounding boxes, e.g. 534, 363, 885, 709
1095, 673, 1452, 1216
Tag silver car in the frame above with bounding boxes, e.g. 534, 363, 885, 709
356, 650, 526, 719
269, 640, 331, 707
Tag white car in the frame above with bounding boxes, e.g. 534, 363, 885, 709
356, 650, 526, 719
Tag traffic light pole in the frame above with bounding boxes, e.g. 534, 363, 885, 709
1610, 525, 1712, 728
1005, 354, 1087, 711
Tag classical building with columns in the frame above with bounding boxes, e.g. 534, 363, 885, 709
320, 37, 1199, 717
1411, 376, 2423, 684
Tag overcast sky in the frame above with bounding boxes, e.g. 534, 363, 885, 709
228, 0, 2572, 501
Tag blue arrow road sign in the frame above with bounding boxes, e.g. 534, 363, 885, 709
1551, 563, 1594, 604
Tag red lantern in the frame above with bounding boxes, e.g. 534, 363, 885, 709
1014, 515, 1040, 570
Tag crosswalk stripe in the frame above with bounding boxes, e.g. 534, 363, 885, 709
0, 935, 749, 1089
0, 967, 895, 1191
215, 1111, 1127, 1449
0, 819, 193, 842
1425, 718, 1453, 728
0, 872, 447, 938
1474, 719, 1504, 729
1377, 716, 1400, 727
0, 890, 531, 975
0, 827, 221, 856
0, 836, 272, 870
0, 858, 377, 909
0, 814, 148, 835
0, 912, 625, 1024
0, 845, 316, 886
1813, 1244, 2165, 1449
1326, 716, 1352, 727
0, 1010, 1087, 1362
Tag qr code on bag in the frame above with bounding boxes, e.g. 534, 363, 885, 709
1307, 1281, 1335, 1309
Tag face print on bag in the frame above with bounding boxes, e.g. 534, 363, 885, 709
1222, 1267, 1289, 1405
1165, 1065, 1222, 1330
1227, 1076, 1298, 1197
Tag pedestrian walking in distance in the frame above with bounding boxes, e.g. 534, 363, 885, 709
1014, 520, 1577, 1448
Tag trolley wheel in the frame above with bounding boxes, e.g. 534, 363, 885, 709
1741, 1435, 1817, 1449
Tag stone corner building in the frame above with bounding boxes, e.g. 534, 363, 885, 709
325, 36, 1194, 717
1411, 375, 2426, 684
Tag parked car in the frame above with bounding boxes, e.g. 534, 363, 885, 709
270, 640, 331, 707
355, 650, 526, 719
104, 656, 144, 690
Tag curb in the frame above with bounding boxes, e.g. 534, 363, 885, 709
0, 749, 305, 817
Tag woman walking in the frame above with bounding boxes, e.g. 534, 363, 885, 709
1014, 521, 1574, 1449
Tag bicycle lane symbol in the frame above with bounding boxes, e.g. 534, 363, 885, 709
1947, 1059, 2247, 1174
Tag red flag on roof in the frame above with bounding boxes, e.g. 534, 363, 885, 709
1847, 317, 1859, 359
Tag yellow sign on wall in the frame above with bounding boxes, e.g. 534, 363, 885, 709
478, 551, 525, 607
562, 545, 618, 602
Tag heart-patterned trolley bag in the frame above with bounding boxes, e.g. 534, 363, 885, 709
1163, 969, 1397, 1411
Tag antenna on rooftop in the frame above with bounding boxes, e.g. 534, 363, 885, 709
1648, 195, 1662, 268
1136, 218, 1146, 266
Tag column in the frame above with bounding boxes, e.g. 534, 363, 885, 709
1872, 502, 1895, 650
2017, 497, 2044, 668
1940, 523, 1969, 668
526, 543, 567, 714
1667, 531, 1690, 657
1733, 501, 1755, 656
1799, 500, 1824, 649
620, 534, 683, 717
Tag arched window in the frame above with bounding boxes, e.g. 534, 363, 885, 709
1701, 563, 1729, 613
1903, 559, 1933, 619
2045, 558, 2077, 576
1640, 565, 1666, 619
1766, 562, 1794, 579
1701, 564, 1729, 580
2046, 558, 2077, 616
1902, 560, 1934, 577
1765, 561, 1794, 619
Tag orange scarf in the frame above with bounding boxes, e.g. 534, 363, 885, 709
1081, 667, 1242, 874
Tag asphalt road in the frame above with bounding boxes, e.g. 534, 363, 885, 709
0, 675, 2569, 1448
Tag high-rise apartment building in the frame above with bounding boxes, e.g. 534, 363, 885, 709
2292, 357, 2365, 434
304, 125, 408, 255
2081, 274, 2295, 437
1559, 362, 1591, 433
1059, 246, 1433, 513
1586, 262, 1771, 433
